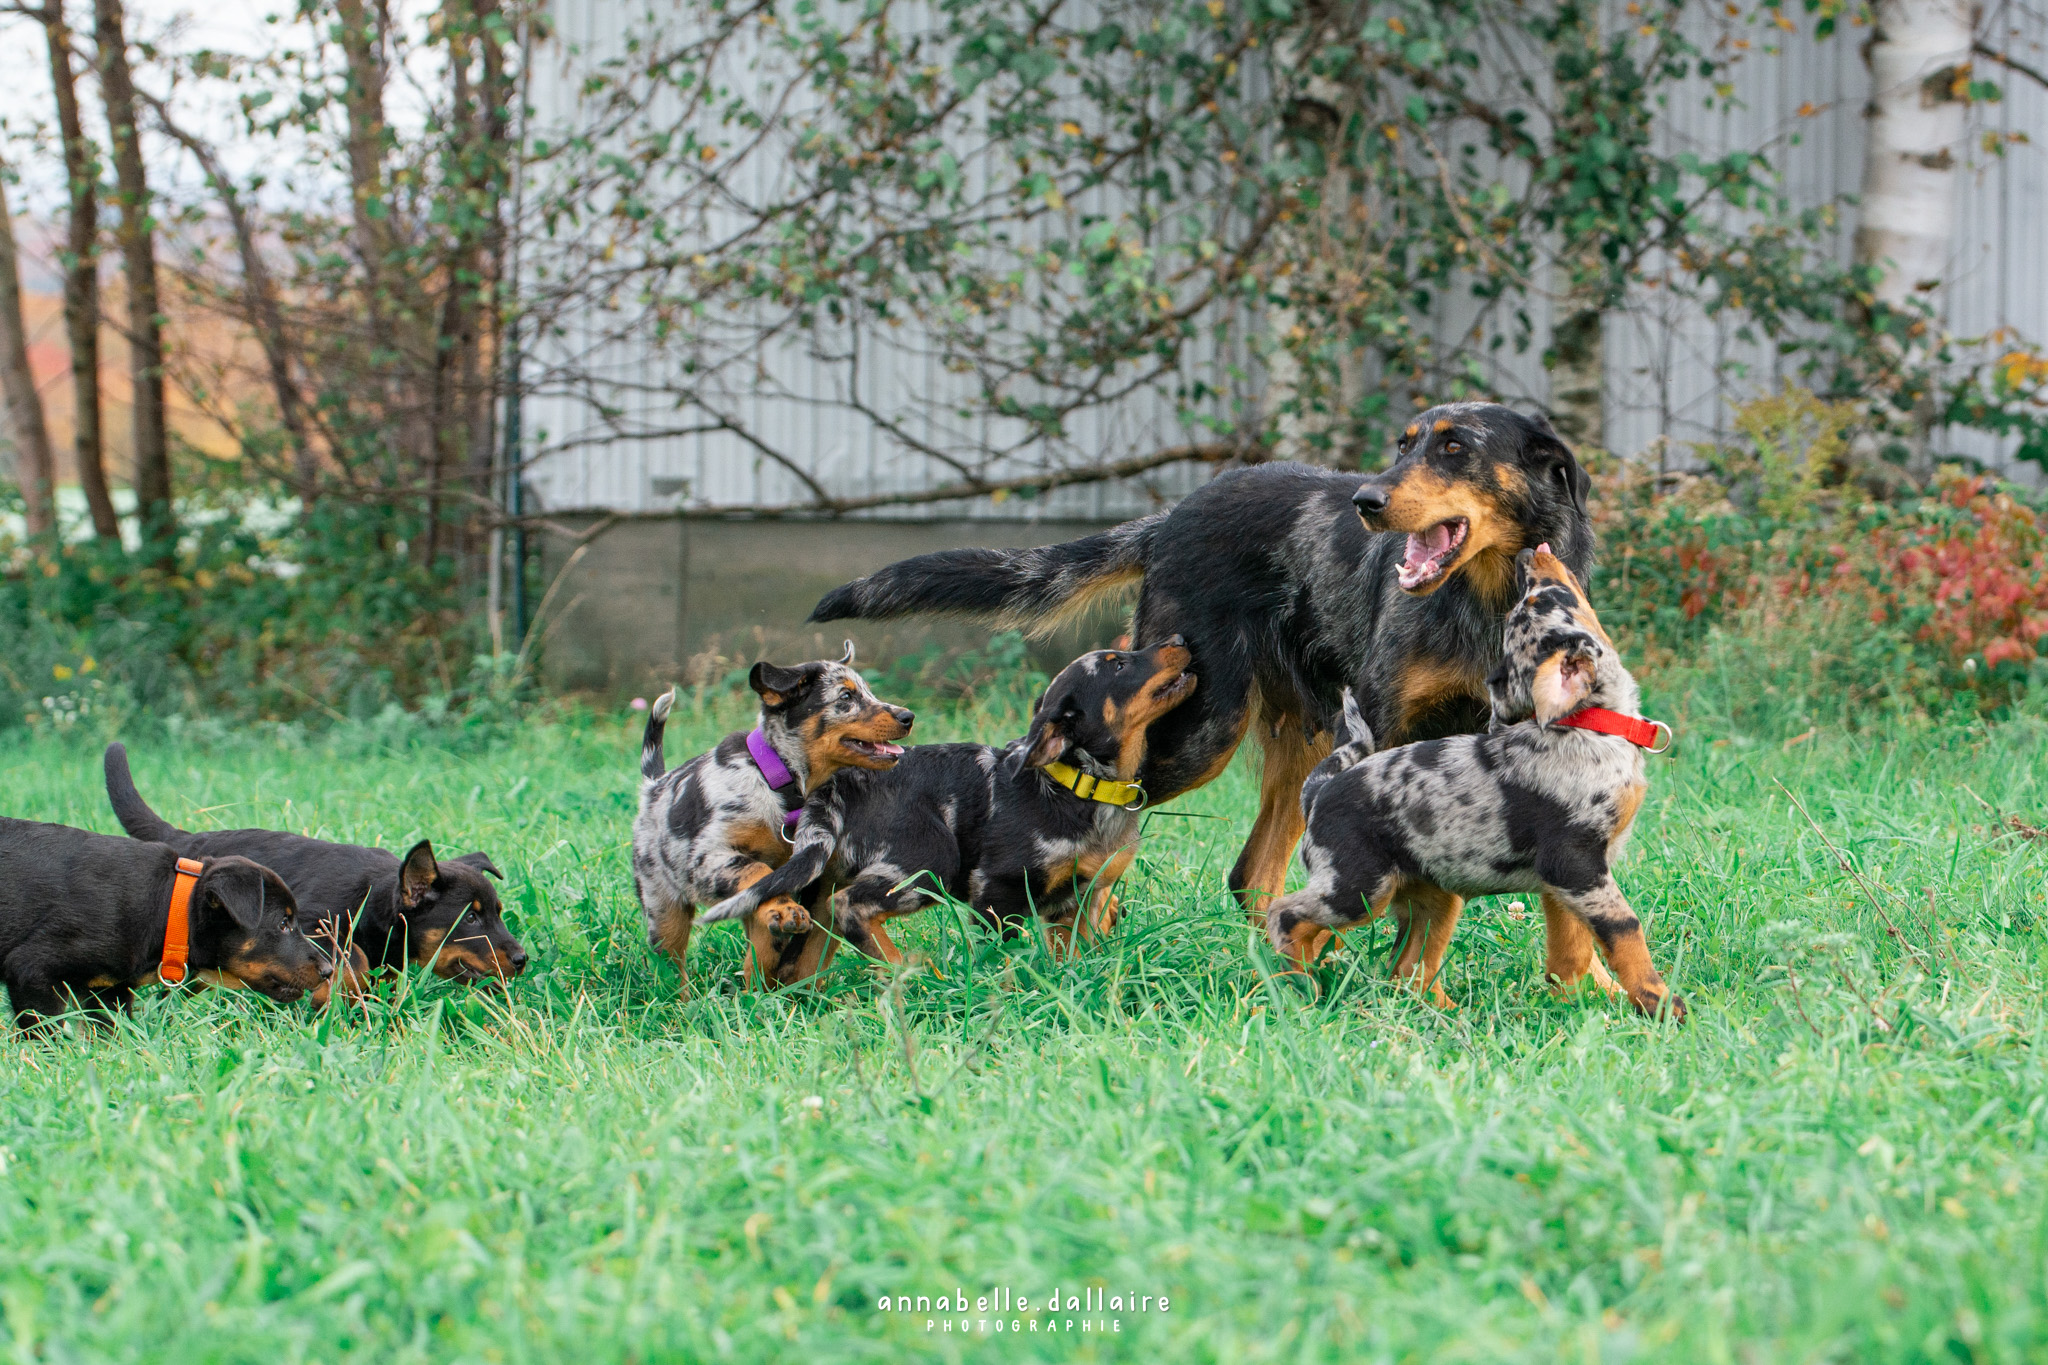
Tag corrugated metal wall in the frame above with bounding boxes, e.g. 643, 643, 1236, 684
523, 1, 2047, 517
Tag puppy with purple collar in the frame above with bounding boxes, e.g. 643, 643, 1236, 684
632, 643, 914, 993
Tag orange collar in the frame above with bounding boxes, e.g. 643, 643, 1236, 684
1553, 707, 1672, 752
159, 857, 204, 985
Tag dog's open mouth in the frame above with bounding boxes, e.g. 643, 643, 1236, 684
1151, 671, 1197, 706
1396, 518, 1469, 591
842, 736, 906, 760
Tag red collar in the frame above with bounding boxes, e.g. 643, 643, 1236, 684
159, 857, 204, 984
1552, 707, 1672, 752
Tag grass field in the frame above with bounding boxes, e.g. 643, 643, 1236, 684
2, 679, 2047, 1363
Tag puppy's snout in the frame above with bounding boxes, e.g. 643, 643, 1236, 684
508, 946, 530, 974
318, 957, 334, 979
890, 707, 915, 730
1162, 634, 1186, 649
1352, 481, 1390, 516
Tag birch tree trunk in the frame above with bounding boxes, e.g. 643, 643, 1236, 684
0, 157, 57, 536
45, 0, 120, 541
96, 0, 174, 552
1855, 0, 1971, 477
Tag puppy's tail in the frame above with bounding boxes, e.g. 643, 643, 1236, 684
808, 512, 1163, 637
640, 689, 677, 780
698, 794, 845, 925
1301, 689, 1376, 812
103, 743, 189, 843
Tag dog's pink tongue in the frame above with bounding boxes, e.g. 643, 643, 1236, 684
1403, 523, 1453, 571
875, 742, 905, 757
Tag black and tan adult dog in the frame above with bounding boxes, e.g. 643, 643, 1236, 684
811, 402, 1594, 915
104, 744, 525, 1000
0, 817, 327, 1032
704, 638, 1195, 965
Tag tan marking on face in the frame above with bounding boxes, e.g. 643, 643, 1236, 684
1403, 423, 1420, 440
195, 968, 251, 991
1393, 657, 1488, 741
1433, 418, 1454, 433
1109, 648, 1197, 777
1374, 467, 1525, 601
804, 697, 912, 786
1493, 462, 1528, 498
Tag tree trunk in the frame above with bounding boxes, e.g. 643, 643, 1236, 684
0, 156, 58, 537
95, 0, 173, 552
1546, 260, 1607, 452
45, 0, 120, 541
1855, 0, 1970, 477
148, 98, 316, 496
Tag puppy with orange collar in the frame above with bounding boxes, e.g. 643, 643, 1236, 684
633, 643, 914, 992
1266, 548, 1683, 1018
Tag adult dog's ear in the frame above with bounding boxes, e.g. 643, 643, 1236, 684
202, 859, 273, 935
449, 851, 503, 880
1528, 414, 1591, 521
749, 661, 809, 708
1532, 649, 1597, 726
399, 839, 440, 908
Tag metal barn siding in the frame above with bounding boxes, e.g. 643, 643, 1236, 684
524, 1, 2048, 516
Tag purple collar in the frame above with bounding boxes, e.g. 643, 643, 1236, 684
746, 728, 803, 830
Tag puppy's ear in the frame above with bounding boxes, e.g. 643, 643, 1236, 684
449, 851, 503, 880
749, 661, 808, 708
1532, 649, 1597, 726
203, 860, 273, 935
1003, 700, 1070, 778
399, 839, 440, 908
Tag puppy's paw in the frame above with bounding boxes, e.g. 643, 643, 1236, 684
759, 896, 812, 937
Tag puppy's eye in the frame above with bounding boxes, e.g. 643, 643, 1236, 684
1444, 440, 1463, 454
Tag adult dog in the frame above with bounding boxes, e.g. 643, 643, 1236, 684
810, 402, 1594, 913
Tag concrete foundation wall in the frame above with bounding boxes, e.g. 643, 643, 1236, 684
536, 515, 1133, 696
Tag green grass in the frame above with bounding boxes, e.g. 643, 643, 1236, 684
2, 687, 2047, 1363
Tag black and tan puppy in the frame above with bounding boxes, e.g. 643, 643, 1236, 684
104, 744, 525, 1001
706, 638, 1196, 967
810, 402, 1594, 917
633, 643, 914, 992
0, 817, 327, 1032
1264, 548, 1682, 1018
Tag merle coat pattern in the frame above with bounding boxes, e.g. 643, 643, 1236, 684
0, 817, 327, 1032
1265, 548, 1683, 1019
104, 743, 522, 1002
808, 403, 1595, 916
632, 648, 914, 992
705, 639, 1196, 966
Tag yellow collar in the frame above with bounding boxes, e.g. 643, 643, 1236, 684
1041, 761, 1145, 809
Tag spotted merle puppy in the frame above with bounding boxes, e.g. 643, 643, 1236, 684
633, 644, 914, 993
704, 638, 1196, 967
1265, 548, 1683, 1018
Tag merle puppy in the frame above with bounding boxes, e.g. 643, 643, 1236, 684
1265, 548, 1683, 1018
705, 638, 1196, 966
0, 818, 327, 1032
633, 643, 915, 993
104, 744, 524, 1000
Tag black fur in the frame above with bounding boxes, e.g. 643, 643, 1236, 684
810, 402, 1594, 901
104, 743, 525, 989
0, 817, 326, 1032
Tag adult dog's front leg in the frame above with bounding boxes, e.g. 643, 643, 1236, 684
1228, 713, 1331, 922
1539, 889, 1619, 998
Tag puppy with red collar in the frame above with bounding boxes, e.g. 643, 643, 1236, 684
1265, 548, 1683, 1018
632, 643, 914, 993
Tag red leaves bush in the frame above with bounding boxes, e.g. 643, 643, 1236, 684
1877, 474, 2048, 673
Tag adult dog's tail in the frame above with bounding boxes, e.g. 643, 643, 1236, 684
808, 512, 1165, 636
1299, 690, 1375, 813
103, 743, 189, 843
640, 689, 677, 780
